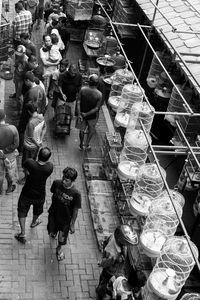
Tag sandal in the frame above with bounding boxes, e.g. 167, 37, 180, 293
15, 233, 26, 244
84, 145, 91, 151
56, 249, 65, 261
30, 220, 42, 228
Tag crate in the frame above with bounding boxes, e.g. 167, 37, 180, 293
67, 0, 94, 21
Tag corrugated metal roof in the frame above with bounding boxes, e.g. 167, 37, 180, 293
135, 0, 200, 94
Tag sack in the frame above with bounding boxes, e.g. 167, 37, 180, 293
75, 117, 86, 130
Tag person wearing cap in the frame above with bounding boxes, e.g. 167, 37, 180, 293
15, 147, 53, 244
47, 167, 81, 261
0, 110, 19, 195
96, 224, 138, 300
12, 44, 29, 113
76, 74, 102, 150
12, 1, 32, 50
20, 32, 37, 58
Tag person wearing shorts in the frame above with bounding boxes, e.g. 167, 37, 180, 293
76, 74, 102, 150
47, 167, 81, 261
15, 147, 53, 244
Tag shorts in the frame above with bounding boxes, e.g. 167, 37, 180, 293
47, 214, 70, 245
76, 118, 98, 132
18, 193, 45, 218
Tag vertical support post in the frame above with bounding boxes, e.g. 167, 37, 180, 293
138, 0, 159, 80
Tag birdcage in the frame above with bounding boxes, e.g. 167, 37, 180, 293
108, 68, 134, 112
140, 199, 182, 258
129, 192, 152, 217
180, 293, 200, 300
114, 83, 144, 128
133, 163, 166, 199
147, 51, 171, 88
117, 130, 150, 180
165, 84, 193, 127
66, 0, 94, 21
156, 236, 198, 286
161, 189, 185, 208
126, 102, 155, 134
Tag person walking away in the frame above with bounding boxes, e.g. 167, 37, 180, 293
57, 17, 71, 55
26, 0, 38, 24
76, 74, 102, 150
47, 167, 81, 261
20, 32, 37, 58
15, 147, 53, 244
35, 0, 44, 30
18, 71, 47, 153
0, 110, 19, 194
11, 45, 29, 113
57, 63, 82, 116
19, 103, 46, 183
12, 1, 32, 50
40, 34, 62, 96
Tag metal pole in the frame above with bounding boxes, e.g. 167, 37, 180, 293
183, 0, 200, 18
138, 24, 194, 115
159, 29, 200, 89
176, 121, 200, 170
138, 0, 159, 79
140, 120, 200, 272
153, 145, 200, 150
112, 22, 151, 28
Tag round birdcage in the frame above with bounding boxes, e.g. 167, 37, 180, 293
180, 293, 200, 300
147, 51, 171, 88
165, 84, 193, 126
148, 268, 181, 299
133, 163, 166, 198
108, 68, 134, 112
117, 130, 151, 180
161, 189, 185, 208
115, 83, 144, 128
155, 236, 199, 287
126, 102, 155, 134
129, 192, 152, 217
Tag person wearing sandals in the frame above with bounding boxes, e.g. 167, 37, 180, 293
15, 147, 53, 244
76, 74, 102, 151
47, 167, 81, 261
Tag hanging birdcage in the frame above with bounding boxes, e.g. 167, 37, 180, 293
115, 83, 144, 128
145, 237, 199, 299
108, 68, 134, 112
126, 102, 155, 134
117, 130, 151, 181
180, 293, 200, 300
140, 198, 182, 258
165, 84, 193, 127
133, 163, 166, 199
161, 189, 185, 208
129, 192, 152, 217
147, 51, 171, 88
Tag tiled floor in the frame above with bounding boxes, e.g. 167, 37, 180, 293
0, 20, 108, 300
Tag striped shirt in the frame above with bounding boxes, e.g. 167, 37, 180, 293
13, 10, 32, 41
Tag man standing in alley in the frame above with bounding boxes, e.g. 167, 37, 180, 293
0, 109, 19, 194
15, 147, 53, 244
12, 1, 32, 50
76, 74, 102, 150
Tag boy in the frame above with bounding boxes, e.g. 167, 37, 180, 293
47, 167, 81, 261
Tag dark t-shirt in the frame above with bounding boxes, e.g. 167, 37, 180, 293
25, 41, 37, 58
21, 159, 53, 199
49, 180, 81, 228
58, 71, 82, 102
80, 86, 102, 120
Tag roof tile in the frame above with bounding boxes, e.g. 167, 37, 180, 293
184, 38, 200, 48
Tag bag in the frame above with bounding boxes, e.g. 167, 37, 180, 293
75, 117, 86, 130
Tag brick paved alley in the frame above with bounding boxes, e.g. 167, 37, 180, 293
0, 18, 109, 300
